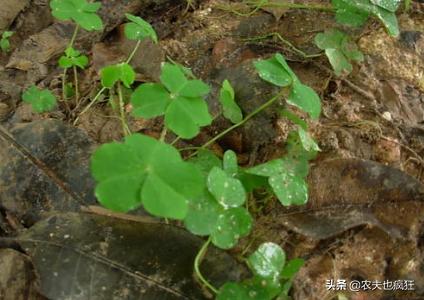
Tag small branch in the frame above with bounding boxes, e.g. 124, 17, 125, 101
126, 40, 141, 64
194, 237, 218, 294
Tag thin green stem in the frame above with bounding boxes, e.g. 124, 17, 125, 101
73, 87, 106, 125
194, 237, 218, 294
62, 68, 67, 101
118, 82, 131, 136
190, 90, 284, 158
126, 40, 141, 64
244, 0, 334, 12
68, 25, 80, 49
244, 33, 323, 59
73, 66, 79, 105
171, 136, 181, 146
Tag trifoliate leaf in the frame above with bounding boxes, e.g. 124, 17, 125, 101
58, 47, 88, 69
287, 81, 321, 120
91, 134, 204, 219
124, 13, 158, 42
211, 207, 252, 249
315, 29, 364, 76
164, 96, 212, 139
179, 80, 210, 98
207, 167, 246, 208
254, 56, 292, 87
131, 83, 171, 118
248, 242, 286, 280
22, 86, 57, 113
160, 63, 188, 93
184, 191, 221, 236
0, 31, 13, 52
100, 63, 135, 88
219, 80, 243, 124
50, 0, 103, 31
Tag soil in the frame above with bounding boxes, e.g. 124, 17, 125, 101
0, 0, 424, 299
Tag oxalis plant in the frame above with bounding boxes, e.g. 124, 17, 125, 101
18, 2, 324, 298
91, 32, 321, 300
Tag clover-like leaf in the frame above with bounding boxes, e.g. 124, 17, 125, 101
247, 157, 309, 206
218, 276, 281, 300
297, 127, 320, 152
58, 47, 89, 69
131, 83, 171, 118
248, 242, 286, 281
331, 0, 399, 36
287, 81, 321, 120
219, 80, 243, 124
184, 191, 221, 236
217, 283, 249, 300
50, 0, 103, 31
164, 96, 212, 138
100, 63, 135, 88
315, 29, 364, 76
254, 55, 292, 87
211, 207, 252, 249
22, 86, 57, 113
91, 134, 204, 219
124, 13, 158, 43
207, 167, 246, 208
132, 62, 212, 139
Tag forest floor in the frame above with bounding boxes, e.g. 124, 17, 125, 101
0, 0, 424, 299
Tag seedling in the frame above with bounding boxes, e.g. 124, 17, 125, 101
315, 29, 364, 76
332, 0, 401, 36
124, 13, 158, 43
22, 86, 57, 113
0, 31, 13, 53
131, 62, 212, 139
254, 53, 321, 119
217, 242, 304, 300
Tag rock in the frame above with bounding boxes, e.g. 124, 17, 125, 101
374, 137, 401, 164
0, 0, 29, 31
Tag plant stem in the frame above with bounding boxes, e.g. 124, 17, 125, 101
73, 87, 106, 125
73, 66, 79, 105
126, 40, 141, 64
68, 25, 80, 49
62, 68, 67, 101
245, 0, 334, 12
194, 237, 218, 294
62, 25, 80, 102
244, 33, 322, 59
160, 127, 167, 142
191, 90, 284, 157
118, 82, 131, 136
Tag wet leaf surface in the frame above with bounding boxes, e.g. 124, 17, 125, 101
17, 212, 248, 300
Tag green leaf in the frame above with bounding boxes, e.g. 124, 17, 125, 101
189, 150, 222, 176
223, 150, 239, 177
315, 30, 364, 76
280, 109, 308, 131
217, 283, 249, 300
219, 80, 243, 124
165, 96, 212, 139
248, 242, 286, 280
179, 80, 210, 98
22, 86, 57, 113
287, 81, 321, 119
91, 134, 204, 218
124, 13, 158, 43
50, 0, 103, 31
160, 63, 188, 93
297, 127, 320, 152
2, 31, 14, 39
332, 0, 370, 27
254, 56, 292, 87
270, 173, 308, 206
59, 47, 89, 69
211, 207, 252, 249
281, 258, 304, 280
207, 167, 246, 208
0, 38, 11, 52
100, 63, 135, 88
184, 191, 221, 236
370, 0, 401, 12
131, 83, 171, 118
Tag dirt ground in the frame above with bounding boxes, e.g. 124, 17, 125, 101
0, 0, 424, 299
